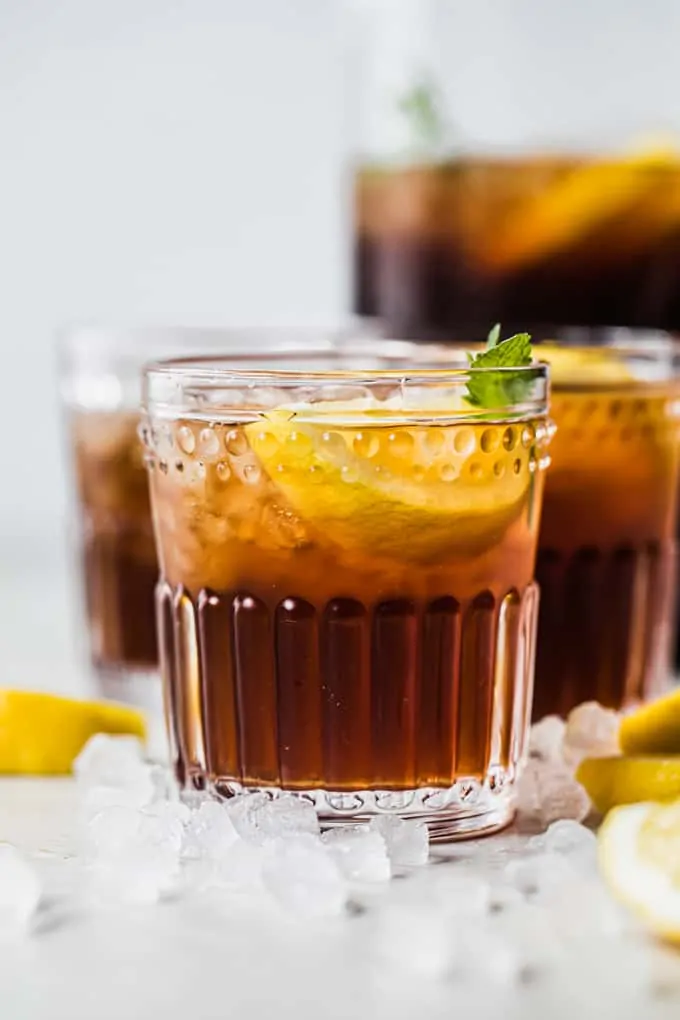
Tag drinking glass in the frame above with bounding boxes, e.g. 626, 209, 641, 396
59, 327, 340, 706
142, 344, 550, 838
533, 334, 680, 718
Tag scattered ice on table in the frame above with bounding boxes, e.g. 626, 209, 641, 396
74, 734, 174, 817
504, 851, 576, 898
529, 715, 566, 763
516, 758, 590, 830
182, 800, 240, 860
562, 701, 620, 767
262, 834, 347, 917
322, 827, 391, 883
84, 804, 184, 904
0, 844, 41, 931
530, 819, 597, 863
369, 816, 429, 867
74, 734, 145, 786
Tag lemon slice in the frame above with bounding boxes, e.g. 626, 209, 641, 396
0, 690, 146, 775
536, 345, 636, 387
620, 689, 680, 756
245, 408, 532, 562
477, 148, 680, 273
576, 756, 680, 815
599, 799, 680, 943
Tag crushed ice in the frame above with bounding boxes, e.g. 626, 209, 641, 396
5, 706, 638, 984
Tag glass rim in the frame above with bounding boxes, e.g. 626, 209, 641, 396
533, 330, 680, 393
143, 345, 550, 423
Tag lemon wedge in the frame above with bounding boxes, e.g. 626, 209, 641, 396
576, 756, 680, 815
536, 344, 636, 387
599, 799, 680, 943
0, 690, 146, 775
620, 689, 680, 756
478, 148, 680, 272
245, 409, 532, 562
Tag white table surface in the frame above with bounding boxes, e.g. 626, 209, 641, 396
3, 550, 680, 1020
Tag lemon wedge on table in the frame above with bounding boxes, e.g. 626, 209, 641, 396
619, 688, 680, 756
245, 405, 532, 562
577, 756, 680, 815
599, 799, 680, 944
0, 690, 146, 775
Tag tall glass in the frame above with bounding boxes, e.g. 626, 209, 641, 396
59, 327, 340, 706
349, 0, 680, 339
533, 336, 680, 719
142, 345, 550, 838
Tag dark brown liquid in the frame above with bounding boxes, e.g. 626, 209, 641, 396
354, 159, 680, 338
534, 543, 675, 719
157, 582, 539, 792
82, 527, 158, 671
533, 385, 680, 718
72, 412, 159, 676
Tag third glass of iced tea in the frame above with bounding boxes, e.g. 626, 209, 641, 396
534, 336, 680, 719
142, 346, 550, 838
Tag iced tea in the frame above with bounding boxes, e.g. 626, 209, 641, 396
70, 410, 158, 674
143, 349, 550, 838
533, 343, 680, 719
355, 154, 680, 338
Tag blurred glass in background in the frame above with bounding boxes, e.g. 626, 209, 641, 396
349, 0, 680, 339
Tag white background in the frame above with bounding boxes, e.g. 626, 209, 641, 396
0, 0, 348, 550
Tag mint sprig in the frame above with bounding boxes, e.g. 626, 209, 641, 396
465, 326, 534, 409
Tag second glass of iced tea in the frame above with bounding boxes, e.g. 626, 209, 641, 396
533, 336, 680, 719
142, 346, 550, 838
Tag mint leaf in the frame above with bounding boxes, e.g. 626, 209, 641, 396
397, 81, 445, 149
486, 323, 501, 349
466, 332, 534, 409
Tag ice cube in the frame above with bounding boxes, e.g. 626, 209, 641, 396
504, 852, 574, 899
0, 845, 41, 931
322, 827, 391, 882
262, 835, 347, 917
84, 804, 184, 904
562, 701, 620, 767
516, 759, 590, 830
182, 801, 240, 860
531, 819, 597, 860
369, 816, 429, 867
73, 733, 146, 787
529, 715, 566, 763
227, 793, 319, 843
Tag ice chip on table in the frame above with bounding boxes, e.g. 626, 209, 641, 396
322, 827, 391, 883
504, 851, 575, 898
74, 733, 145, 785
84, 804, 184, 904
0, 845, 41, 931
529, 715, 566, 763
531, 819, 597, 859
369, 816, 429, 867
74, 733, 170, 816
227, 793, 319, 843
516, 759, 590, 830
182, 801, 240, 860
262, 835, 347, 918
562, 701, 620, 768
